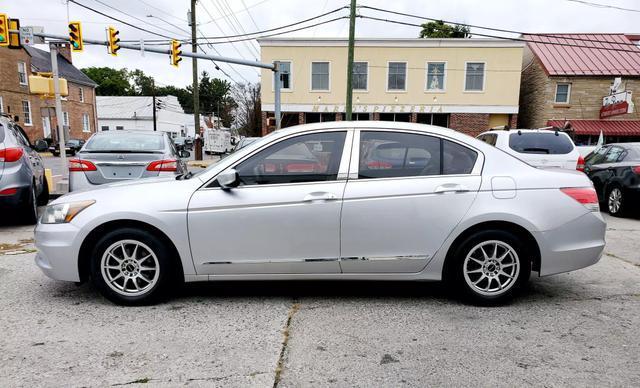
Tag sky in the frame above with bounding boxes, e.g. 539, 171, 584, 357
4, 0, 640, 89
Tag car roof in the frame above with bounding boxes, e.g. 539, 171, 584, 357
479, 129, 571, 136
93, 130, 165, 136
272, 121, 474, 143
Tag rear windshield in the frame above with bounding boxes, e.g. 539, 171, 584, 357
624, 145, 640, 161
84, 133, 164, 152
0, 123, 4, 143
508, 132, 574, 155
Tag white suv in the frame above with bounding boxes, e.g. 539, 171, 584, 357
477, 129, 584, 171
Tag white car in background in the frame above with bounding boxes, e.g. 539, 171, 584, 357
477, 129, 584, 172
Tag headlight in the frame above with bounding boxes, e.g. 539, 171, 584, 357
41, 200, 96, 224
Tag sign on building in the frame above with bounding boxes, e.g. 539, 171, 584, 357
600, 90, 633, 119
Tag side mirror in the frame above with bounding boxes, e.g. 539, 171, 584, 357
179, 150, 191, 158
216, 168, 239, 189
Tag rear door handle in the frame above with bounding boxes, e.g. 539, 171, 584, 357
434, 183, 469, 194
303, 192, 338, 202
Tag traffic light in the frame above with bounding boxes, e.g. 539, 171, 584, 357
170, 39, 182, 67
107, 27, 120, 56
0, 13, 8, 47
68, 21, 83, 52
8, 18, 20, 48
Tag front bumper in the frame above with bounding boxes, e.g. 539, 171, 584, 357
534, 211, 606, 276
34, 222, 82, 282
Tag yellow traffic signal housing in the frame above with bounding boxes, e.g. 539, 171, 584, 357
107, 27, 120, 56
8, 18, 20, 48
0, 13, 9, 47
68, 21, 83, 52
170, 39, 182, 67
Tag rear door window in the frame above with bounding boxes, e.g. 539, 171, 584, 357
0, 123, 5, 143
477, 133, 497, 146
508, 133, 574, 155
443, 140, 478, 174
603, 147, 624, 163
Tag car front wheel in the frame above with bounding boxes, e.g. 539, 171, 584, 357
449, 230, 530, 305
90, 228, 176, 305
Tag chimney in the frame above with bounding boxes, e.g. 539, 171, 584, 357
51, 42, 72, 64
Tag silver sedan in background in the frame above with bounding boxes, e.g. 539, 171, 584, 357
69, 130, 190, 192
35, 122, 606, 306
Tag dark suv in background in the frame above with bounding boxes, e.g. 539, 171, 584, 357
0, 114, 49, 224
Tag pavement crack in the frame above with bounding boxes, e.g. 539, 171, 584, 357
273, 299, 300, 388
605, 252, 640, 268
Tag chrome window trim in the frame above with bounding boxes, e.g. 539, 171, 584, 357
349, 128, 485, 180
200, 128, 353, 190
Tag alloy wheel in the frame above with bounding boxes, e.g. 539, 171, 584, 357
608, 188, 622, 214
100, 240, 160, 297
463, 240, 520, 296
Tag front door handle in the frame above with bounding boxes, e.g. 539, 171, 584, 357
303, 192, 337, 202
434, 183, 469, 194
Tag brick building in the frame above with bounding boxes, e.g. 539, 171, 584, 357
519, 34, 640, 143
0, 42, 97, 142
258, 38, 523, 136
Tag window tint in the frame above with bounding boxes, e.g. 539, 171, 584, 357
235, 132, 346, 185
508, 133, 574, 155
359, 131, 440, 178
586, 146, 609, 165
84, 133, 164, 152
624, 145, 640, 161
603, 147, 624, 163
443, 140, 478, 174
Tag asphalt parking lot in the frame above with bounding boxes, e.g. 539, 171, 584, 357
0, 213, 638, 387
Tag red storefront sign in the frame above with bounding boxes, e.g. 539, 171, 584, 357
600, 101, 630, 119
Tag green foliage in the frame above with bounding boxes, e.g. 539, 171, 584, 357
419, 20, 471, 38
81, 67, 132, 96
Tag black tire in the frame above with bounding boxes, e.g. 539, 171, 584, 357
447, 229, 531, 306
90, 228, 178, 306
606, 186, 626, 217
52, 151, 59, 157
20, 184, 38, 225
37, 176, 50, 206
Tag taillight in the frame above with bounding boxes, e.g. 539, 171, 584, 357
561, 187, 599, 212
0, 187, 18, 196
632, 166, 640, 175
147, 159, 177, 172
576, 155, 585, 172
69, 158, 97, 171
0, 147, 24, 162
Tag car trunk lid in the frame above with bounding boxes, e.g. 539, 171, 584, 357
76, 151, 166, 185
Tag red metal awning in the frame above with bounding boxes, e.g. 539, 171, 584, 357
547, 120, 640, 136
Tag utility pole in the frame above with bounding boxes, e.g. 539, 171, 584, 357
49, 43, 66, 174
190, 0, 201, 160
345, 0, 357, 121
152, 95, 157, 131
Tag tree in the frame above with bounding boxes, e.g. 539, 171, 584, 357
81, 67, 132, 96
195, 71, 235, 127
129, 69, 156, 96
232, 83, 261, 136
419, 20, 471, 38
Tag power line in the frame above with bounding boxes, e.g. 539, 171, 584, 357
241, 0, 261, 31
68, 0, 175, 39
199, 0, 272, 25
122, 6, 348, 43
138, 0, 189, 22
219, 0, 262, 56
358, 5, 640, 49
208, 0, 260, 58
358, 14, 640, 54
565, 0, 640, 13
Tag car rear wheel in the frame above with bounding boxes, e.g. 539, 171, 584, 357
20, 184, 38, 225
449, 230, 530, 305
90, 228, 176, 305
607, 186, 626, 217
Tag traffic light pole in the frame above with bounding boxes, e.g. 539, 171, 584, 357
49, 42, 66, 176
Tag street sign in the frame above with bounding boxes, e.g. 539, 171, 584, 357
19, 26, 33, 45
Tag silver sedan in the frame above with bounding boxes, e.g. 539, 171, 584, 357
34, 122, 606, 305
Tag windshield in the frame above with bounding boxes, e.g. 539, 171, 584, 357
84, 133, 165, 152
509, 132, 574, 155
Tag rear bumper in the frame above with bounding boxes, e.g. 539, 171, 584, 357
34, 222, 81, 282
0, 184, 30, 208
69, 171, 176, 192
534, 211, 606, 276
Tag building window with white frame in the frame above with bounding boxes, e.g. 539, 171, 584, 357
79, 87, 85, 102
387, 62, 407, 91
352, 62, 368, 91
465, 62, 485, 91
22, 100, 32, 125
426, 62, 446, 91
63, 111, 69, 126
82, 113, 91, 132
311, 62, 330, 91
18, 62, 28, 85
555, 83, 571, 104
278, 61, 291, 90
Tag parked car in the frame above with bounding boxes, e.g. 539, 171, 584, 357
67, 138, 86, 152
477, 129, 583, 171
235, 136, 260, 151
35, 122, 605, 306
173, 136, 193, 151
68, 130, 190, 192
49, 141, 77, 156
584, 143, 640, 217
0, 114, 49, 223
